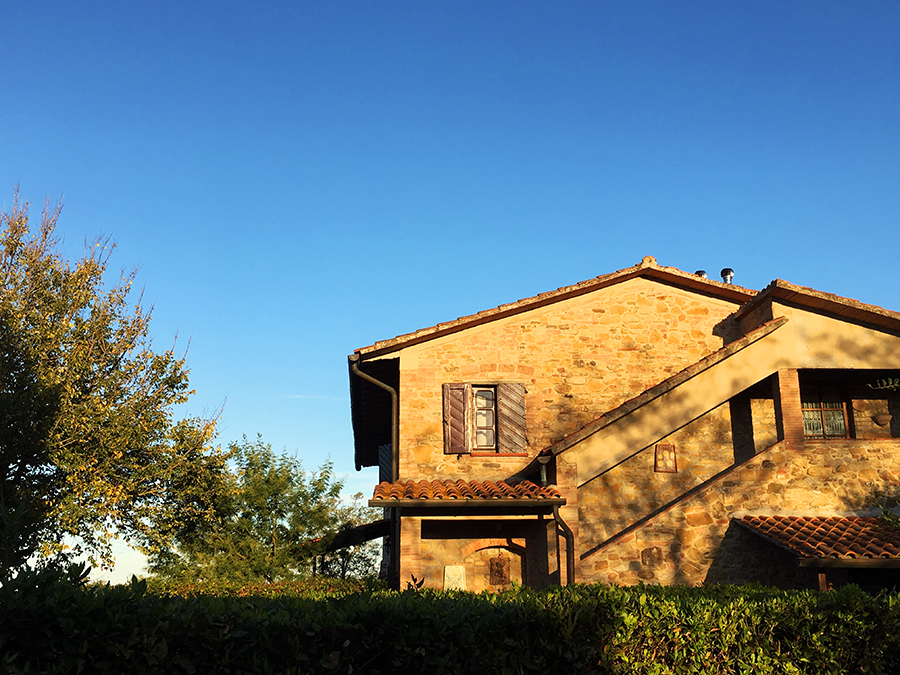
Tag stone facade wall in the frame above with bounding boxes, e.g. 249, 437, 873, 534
396, 277, 742, 481
578, 403, 737, 555
847, 385, 900, 440
750, 396, 778, 452
579, 438, 900, 588
384, 263, 900, 590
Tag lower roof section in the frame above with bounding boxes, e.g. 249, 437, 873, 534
369, 479, 565, 509
737, 515, 900, 568
325, 519, 390, 551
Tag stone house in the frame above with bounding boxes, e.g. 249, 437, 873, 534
348, 256, 900, 591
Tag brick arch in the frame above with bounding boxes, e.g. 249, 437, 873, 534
461, 538, 527, 558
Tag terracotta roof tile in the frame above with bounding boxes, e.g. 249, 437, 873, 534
371, 479, 563, 502
737, 516, 900, 560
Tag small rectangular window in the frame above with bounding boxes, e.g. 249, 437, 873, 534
442, 382, 527, 454
473, 387, 497, 450
801, 384, 849, 439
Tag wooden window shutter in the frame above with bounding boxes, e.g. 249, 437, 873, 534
497, 382, 527, 454
443, 383, 469, 454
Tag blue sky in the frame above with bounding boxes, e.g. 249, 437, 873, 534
3, 2, 899, 580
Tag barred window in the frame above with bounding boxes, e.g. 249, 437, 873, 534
801, 384, 849, 439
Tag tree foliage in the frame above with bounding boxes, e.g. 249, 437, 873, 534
151, 436, 380, 583
315, 492, 381, 580
869, 377, 900, 392
0, 192, 227, 576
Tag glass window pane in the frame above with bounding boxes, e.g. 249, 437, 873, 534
475, 390, 494, 406
823, 410, 847, 437
476, 429, 495, 447
475, 410, 494, 427
803, 410, 823, 437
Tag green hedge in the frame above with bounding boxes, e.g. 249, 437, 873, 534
144, 575, 381, 599
2, 569, 900, 674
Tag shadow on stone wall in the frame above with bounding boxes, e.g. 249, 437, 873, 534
557, 367, 900, 586
704, 520, 813, 589
569, 372, 759, 585
500, 309, 900, 587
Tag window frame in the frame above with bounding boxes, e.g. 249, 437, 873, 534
801, 382, 851, 439
442, 382, 527, 456
471, 386, 498, 451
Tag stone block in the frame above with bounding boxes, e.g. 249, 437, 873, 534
413, 444, 435, 463
685, 511, 713, 527
641, 546, 664, 567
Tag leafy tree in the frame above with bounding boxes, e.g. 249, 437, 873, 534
0, 192, 227, 576
151, 436, 380, 582
315, 492, 381, 580
0, 306, 59, 573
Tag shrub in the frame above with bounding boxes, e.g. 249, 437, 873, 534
3, 569, 900, 674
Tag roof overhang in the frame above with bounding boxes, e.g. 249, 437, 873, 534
349, 356, 398, 470
325, 519, 390, 551
369, 498, 564, 508
367, 500, 565, 518
369, 479, 566, 514
797, 558, 900, 569
736, 279, 900, 336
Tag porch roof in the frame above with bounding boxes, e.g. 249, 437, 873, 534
736, 515, 900, 568
369, 479, 565, 508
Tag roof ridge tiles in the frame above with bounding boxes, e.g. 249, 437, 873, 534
735, 278, 900, 332
354, 257, 756, 357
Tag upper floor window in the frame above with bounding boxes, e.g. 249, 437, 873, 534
442, 382, 527, 455
473, 387, 497, 450
801, 383, 849, 439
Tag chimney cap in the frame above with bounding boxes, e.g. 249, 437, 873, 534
720, 267, 735, 284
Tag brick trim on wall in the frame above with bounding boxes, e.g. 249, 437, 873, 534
774, 369, 805, 451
